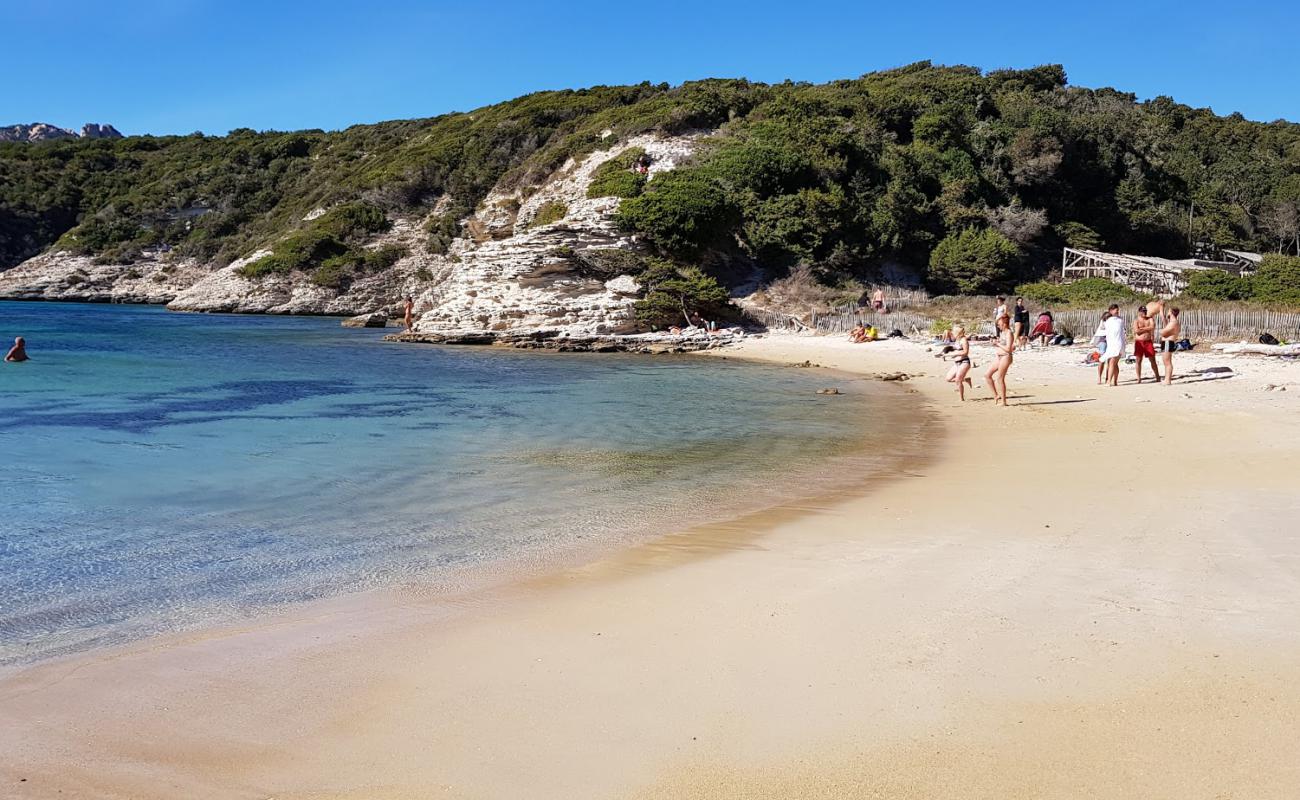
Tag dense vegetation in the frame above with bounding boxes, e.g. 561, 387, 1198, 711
4, 63, 1299, 300
1182, 254, 1300, 305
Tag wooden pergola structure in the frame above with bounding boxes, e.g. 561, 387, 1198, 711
1060, 248, 1222, 297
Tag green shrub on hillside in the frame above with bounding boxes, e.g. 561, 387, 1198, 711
240, 202, 390, 281
928, 228, 1020, 294
616, 170, 737, 258
1015, 277, 1144, 306
1250, 254, 1300, 305
425, 213, 460, 254
529, 200, 568, 227
1054, 221, 1104, 251
587, 147, 648, 198
633, 259, 735, 328
1182, 269, 1252, 301
309, 245, 407, 289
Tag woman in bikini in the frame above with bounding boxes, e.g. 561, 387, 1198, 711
983, 314, 1014, 406
944, 325, 973, 400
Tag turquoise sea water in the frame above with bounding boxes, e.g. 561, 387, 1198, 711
0, 302, 914, 666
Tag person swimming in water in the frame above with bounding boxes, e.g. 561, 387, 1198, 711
5, 336, 29, 362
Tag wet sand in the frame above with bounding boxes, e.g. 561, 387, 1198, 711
2, 333, 1299, 798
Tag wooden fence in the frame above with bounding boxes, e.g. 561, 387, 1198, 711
748, 306, 934, 336
751, 303, 1300, 343
1051, 308, 1300, 343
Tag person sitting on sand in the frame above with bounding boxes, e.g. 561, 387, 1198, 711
864, 325, 878, 342
944, 325, 973, 401
5, 336, 28, 363
849, 324, 867, 343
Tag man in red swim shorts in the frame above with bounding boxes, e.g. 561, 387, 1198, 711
1133, 305, 1160, 384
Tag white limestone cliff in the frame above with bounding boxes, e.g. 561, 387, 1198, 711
1, 132, 704, 338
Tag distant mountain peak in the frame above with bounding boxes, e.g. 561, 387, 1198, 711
0, 122, 123, 143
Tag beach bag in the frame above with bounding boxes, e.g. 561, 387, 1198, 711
1259, 333, 1280, 346
1176, 339, 1193, 351
887, 329, 904, 338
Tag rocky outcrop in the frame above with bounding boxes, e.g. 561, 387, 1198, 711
384, 326, 748, 353
80, 123, 123, 140
408, 133, 702, 338
0, 251, 208, 303
0, 132, 706, 339
0, 122, 123, 142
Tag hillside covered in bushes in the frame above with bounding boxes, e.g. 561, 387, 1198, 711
3, 62, 1299, 297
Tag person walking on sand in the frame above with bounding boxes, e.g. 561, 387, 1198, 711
5, 336, 28, 362
403, 295, 414, 332
1102, 303, 1125, 387
1013, 297, 1031, 351
1133, 305, 1161, 384
945, 325, 974, 400
983, 315, 1014, 406
1159, 307, 1181, 386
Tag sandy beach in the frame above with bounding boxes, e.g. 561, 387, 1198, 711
3, 332, 1299, 799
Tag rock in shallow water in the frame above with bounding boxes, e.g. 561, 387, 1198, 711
342, 312, 389, 328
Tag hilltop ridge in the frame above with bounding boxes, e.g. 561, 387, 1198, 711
2, 63, 1298, 335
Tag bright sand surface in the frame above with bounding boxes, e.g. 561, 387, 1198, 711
2, 332, 1299, 799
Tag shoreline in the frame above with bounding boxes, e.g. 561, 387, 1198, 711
0, 336, 925, 674
3, 332, 1300, 798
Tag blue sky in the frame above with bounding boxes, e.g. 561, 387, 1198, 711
3, 0, 1296, 136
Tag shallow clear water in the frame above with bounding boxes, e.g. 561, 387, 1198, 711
0, 302, 916, 666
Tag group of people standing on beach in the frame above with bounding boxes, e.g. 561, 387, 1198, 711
944, 296, 1184, 405
1092, 300, 1181, 387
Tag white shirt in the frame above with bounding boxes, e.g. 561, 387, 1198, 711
994, 304, 1007, 322
1104, 314, 1125, 346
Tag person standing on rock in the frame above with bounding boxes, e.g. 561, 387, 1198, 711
403, 295, 414, 332
5, 336, 29, 362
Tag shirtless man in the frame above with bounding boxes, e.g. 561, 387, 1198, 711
1159, 307, 1181, 386
403, 295, 414, 331
5, 336, 29, 362
1133, 305, 1160, 384
872, 288, 885, 312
